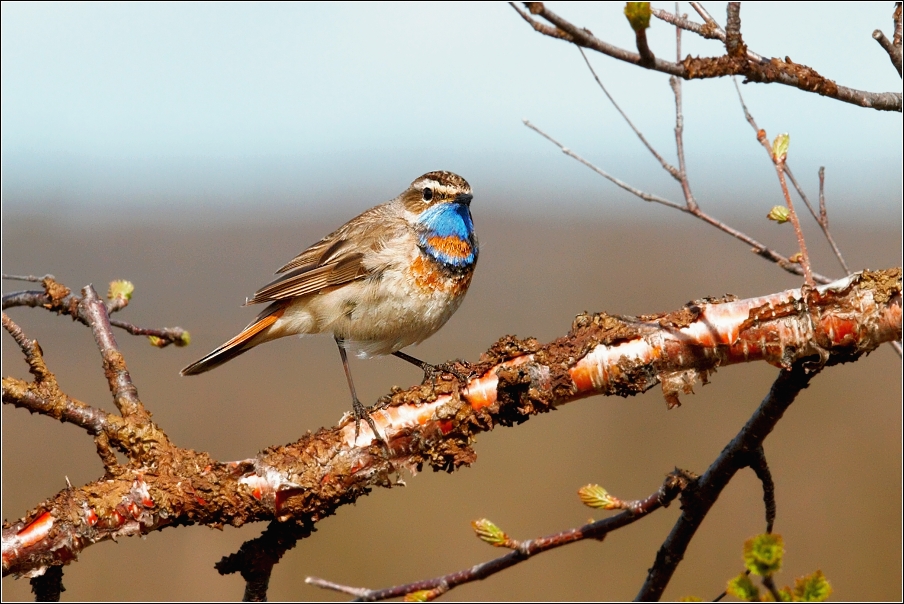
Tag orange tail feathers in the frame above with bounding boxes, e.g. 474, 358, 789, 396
180, 305, 285, 376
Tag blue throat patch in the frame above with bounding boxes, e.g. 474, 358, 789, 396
416, 202, 477, 268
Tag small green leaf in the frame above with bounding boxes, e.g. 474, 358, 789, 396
772, 133, 790, 162
727, 573, 760, 601
178, 330, 191, 347
624, 2, 652, 31
471, 518, 508, 547
107, 280, 134, 301
148, 336, 164, 348
792, 570, 832, 602
743, 533, 784, 576
404, 590, 431, 602
767, 205, 791, 223
578, 484, 623, 509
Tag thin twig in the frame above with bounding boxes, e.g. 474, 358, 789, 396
670, 4, 699, 212
873, 29, 902, 76
2, 284, 189, 347
577, 48, 679, 178
78, 286, 149, 420
522, 120, 686, 210
670, 75, 698, 211
651, 8, 719, 41
732, 78, 851, 276
2, 273, 54, 283
774, 154, 815, 287
894, 2, 903, 49
637, 362, 819, 600
762, 575, 784, 602
307, 471, 693, 602
522, 120, 833, 284
747, 447, 776, 534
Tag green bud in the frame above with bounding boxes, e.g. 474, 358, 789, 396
107, 280, 134, 301
471, 518, 508, 547
772, 133, 790, 162
578, 484, 623, 510
624, 2, 652, 31
726, 573, 759, 601
793, 570, 832, 602
743, 533, 784, 576
178, 331, 191, 347
767, 206, 791, 223
148, 336, 164, 348
404, 590, 431, 602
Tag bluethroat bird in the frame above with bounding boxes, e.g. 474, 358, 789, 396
181, 171, 478, 440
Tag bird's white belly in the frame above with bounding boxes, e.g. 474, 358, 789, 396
276, 260, 470, 358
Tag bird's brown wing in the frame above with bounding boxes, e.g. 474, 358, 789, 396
245, 203, 397, 305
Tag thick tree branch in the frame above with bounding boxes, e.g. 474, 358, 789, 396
3, 270, 900, 581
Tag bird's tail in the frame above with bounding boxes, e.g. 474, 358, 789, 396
180, 304, 286, 376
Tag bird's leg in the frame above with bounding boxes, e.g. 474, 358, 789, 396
335, 337, 384, 444
392, 350, 473, 391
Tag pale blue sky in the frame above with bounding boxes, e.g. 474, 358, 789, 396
2, 2, 901, 219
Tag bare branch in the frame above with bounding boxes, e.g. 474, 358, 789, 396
216, 520, 313, 602
873, 29, 902, 76
78, 286, 149, 420
29, 564, 64, 602
2, 274, 54, 283
577, 48, 679, 178
724, 3, 746, 58
521, 119, 687, 210
732, 78, 852, 276
747, 447, 776, 534
651, 8, 720, 41
773, 151, 815, 287
522, 119, 835, 284
307, 470, 694, 602
512, 2, 903, 112
2, 313, 114, 435
637, 361, 818, 600
2, 278, 189, 348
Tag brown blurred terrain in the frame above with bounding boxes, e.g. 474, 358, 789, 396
2, 205, 901, 601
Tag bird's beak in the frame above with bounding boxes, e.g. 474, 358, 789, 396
455, 193, 473, 207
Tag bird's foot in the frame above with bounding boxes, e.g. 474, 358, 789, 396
421, 359, 474, 392
352, 398, 388, 449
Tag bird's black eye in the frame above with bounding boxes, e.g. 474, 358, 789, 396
423, 187, 433, 202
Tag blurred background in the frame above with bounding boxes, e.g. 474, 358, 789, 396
2, 2, 901, 601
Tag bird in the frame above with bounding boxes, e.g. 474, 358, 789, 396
181, 171, 478, 440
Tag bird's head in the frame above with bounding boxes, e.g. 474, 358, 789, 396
401, 171, 477, 268
401, 171, 473, 215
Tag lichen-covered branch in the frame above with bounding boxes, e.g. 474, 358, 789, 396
511, 2, 902, 112
3, 269, 900, 582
